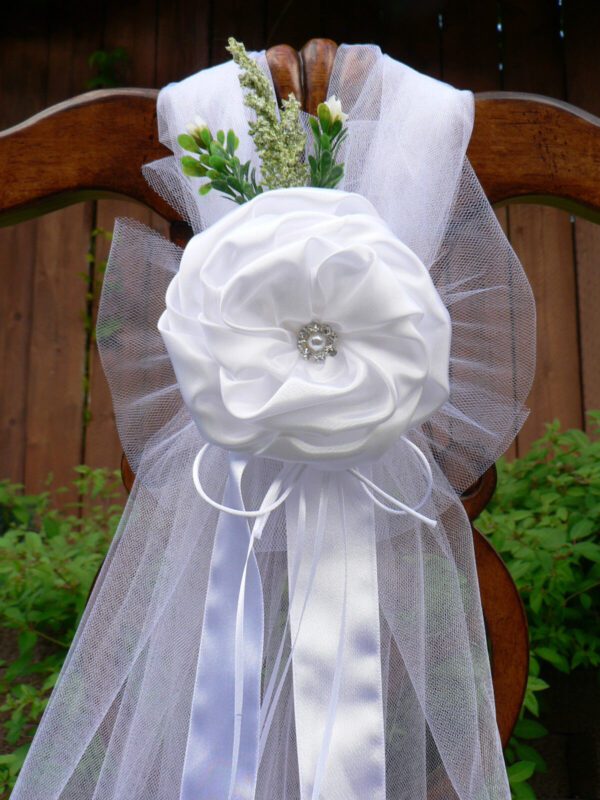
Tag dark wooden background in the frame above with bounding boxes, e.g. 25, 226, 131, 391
1, 2, 599, 796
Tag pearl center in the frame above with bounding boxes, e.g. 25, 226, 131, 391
297, 321, 338, 362
308, 333, 326, 352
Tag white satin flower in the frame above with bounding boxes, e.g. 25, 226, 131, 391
158, 187, 451, 468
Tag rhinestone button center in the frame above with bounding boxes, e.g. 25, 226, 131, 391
297, 321, 338, 362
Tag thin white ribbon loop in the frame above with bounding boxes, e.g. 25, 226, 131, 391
193, 437, 435, 530
349, 436, 436, 526
193, 444, 302, 524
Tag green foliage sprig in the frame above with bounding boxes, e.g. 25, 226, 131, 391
0, 470, 122, 795
226, 37, 308, 190
179, 122, 262, 204
479, 414, 600, 798
178, 38, 348, 203
308, 98, 348, 188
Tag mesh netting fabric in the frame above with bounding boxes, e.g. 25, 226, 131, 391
11, 45, 535, 800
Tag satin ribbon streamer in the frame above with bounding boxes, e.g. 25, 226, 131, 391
181, 441, 436, 800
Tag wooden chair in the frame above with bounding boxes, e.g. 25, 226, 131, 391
2, 37, 600, 748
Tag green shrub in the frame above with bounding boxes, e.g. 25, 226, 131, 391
479, 413, 600, 798
0, 468, 122, 795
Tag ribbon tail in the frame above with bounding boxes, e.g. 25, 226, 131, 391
180, 456, 263, 800
286, 470, 387, 800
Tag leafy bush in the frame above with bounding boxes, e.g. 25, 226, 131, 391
479, 414, 600, 798
0, 468, 122, 795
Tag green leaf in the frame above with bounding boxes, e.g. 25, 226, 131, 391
9, 744, 29, 772
226, 129, 238, 155
511, 781, 537, 800
42, 515, 61, 538
216, 129, 225, 145
523, 692, 539, 716
210, 180, 236, 198
526, 676, 549, 692
180, 156, 206, 178
321, 150, 333, 170
198, 183, 212, 196
536, 646, 570, 672
513, 718, 548, 740
507, 760, 536, 784
207, 155, 227, 171
569, 518, 596, 539
18, 630, 37, 657
529, 590, 543, 615
574, 541, 600, 561
177, 133, 200, 153
513, 741, 547, 773
317, 102, 332, 132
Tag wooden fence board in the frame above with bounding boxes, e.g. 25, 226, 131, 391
439, 3, 520, 457
83, 0, 160, 475
565, 0, 600, 425
376, 2, 442, 77
508, 206, 582, 450
0, 221, 39, 485
0, 14, 51, 485
213, 0, 266, 57
266, 0, 319, 51
156, 0, 211, 82
85, 0, 217, 475
501, 0, 582, 455
441, 0, 501, 90
22, 3, 105, 497
319, 1, 372, 48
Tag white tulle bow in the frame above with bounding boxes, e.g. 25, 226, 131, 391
10, 44, 536, 800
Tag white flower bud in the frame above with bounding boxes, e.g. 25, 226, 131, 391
186, 115, 210, 139
323, 95, 348, 124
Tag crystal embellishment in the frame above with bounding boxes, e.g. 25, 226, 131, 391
297, 321, 338, 362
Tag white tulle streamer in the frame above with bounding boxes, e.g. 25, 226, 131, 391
11, 45, 535, 800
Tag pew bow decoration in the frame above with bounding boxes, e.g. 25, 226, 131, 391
11, 42, 535, 800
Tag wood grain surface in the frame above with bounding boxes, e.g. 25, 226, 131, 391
3, 91, 600, 229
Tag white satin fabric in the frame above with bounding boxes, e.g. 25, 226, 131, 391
286, 469, 386, 800
158, 187, 451, 468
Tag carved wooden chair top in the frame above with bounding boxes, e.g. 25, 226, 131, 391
1, 37, 600, 747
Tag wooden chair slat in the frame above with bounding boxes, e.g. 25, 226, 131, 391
298, 38, 338, 116
472, 93, 600, 220
265, 45, 303, 108
0, 89, 172, 226
2, 91, 600, 226
472, 525, 529, 740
